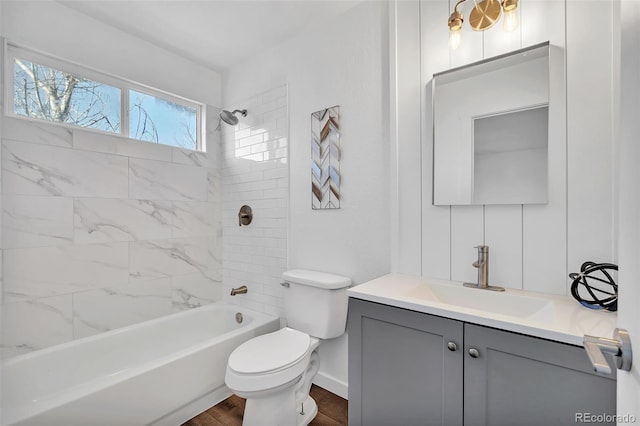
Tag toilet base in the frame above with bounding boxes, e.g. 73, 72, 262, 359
242, 386, 295, 426
233, 341, 322, 426
296, 394, 318, 426
240, 388, 318, 426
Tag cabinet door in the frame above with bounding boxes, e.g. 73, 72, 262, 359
463, 324, 616, 426
348, 299, 464, 426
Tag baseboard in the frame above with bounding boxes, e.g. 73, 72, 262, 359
152, 385, 233, 426
313, 372, 348, 400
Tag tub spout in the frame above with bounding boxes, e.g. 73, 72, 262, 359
230, 285, 248, 296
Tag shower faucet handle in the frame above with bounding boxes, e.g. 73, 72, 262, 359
238, 205, 253, 226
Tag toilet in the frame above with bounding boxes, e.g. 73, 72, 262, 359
225, 269, 351, 426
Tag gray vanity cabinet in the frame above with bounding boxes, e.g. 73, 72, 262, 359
463, 324, 616, 426
348, 298, 616, 426
348, 298, 464, 426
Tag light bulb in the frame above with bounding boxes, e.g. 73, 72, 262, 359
449, 29, 461, 50
503, 8, 519, 32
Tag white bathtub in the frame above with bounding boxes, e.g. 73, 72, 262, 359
1, 303, 279, 426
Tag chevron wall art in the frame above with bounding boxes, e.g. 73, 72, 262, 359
311, 106, 341, 209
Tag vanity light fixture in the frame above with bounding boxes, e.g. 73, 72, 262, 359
448, 0, 519, 49
448, 0, 464, 49
502, 0, 519, 32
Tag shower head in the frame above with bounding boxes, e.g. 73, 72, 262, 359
219, 109, 247, 126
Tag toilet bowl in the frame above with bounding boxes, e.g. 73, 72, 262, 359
224, 269, 351, 426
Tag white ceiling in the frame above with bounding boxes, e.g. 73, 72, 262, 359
58, 0, 363, 73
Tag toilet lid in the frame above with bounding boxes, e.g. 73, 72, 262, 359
228, 328, 310, 374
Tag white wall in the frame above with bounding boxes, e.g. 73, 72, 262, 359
617, 0, 640, 414
393, 0, 617, 296
221, 85, 289, 319
223, 1, 390, 398
1, 0, 221, 106
0, 2, 3, 407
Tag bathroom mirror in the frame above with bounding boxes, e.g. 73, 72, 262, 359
432, 42, 550, 205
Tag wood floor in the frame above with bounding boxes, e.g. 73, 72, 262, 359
182, 385, 348, 426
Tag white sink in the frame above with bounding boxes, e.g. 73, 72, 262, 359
404, 282, 554, 321
348, 274, 617, 346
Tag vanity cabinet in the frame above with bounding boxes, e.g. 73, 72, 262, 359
348, 297, 464, 425
348, 298, 616, 426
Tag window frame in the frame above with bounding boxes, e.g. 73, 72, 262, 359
5, 41, 206, 152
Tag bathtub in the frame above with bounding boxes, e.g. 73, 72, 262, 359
1, 303, 279, 426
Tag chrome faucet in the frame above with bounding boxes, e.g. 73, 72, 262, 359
474, 245, 489, 288
230, 285, 248, 296
463, 245, 505, 292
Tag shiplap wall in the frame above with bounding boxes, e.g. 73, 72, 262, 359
393, 0, 616, 295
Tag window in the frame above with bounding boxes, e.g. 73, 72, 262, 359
14, 58, 122, 133
129, 90, 198, 150
8, 44, 204, 151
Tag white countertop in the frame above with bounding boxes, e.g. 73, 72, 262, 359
347, 274, 617, 347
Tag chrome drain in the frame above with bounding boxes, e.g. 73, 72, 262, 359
235, 312, 243, 324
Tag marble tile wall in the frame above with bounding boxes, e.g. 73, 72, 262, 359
1, 110, 222, 359
222, 85, 288, 319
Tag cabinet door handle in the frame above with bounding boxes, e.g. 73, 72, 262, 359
468, 348, 480, 358
447, 341, 457, 351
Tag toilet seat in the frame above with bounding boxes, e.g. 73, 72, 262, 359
228, 328, 310, 375
225, 328, 316, 394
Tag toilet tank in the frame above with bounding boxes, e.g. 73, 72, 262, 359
282, 269, 351, 339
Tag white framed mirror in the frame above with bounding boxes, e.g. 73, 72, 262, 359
432, 42, 550, 205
